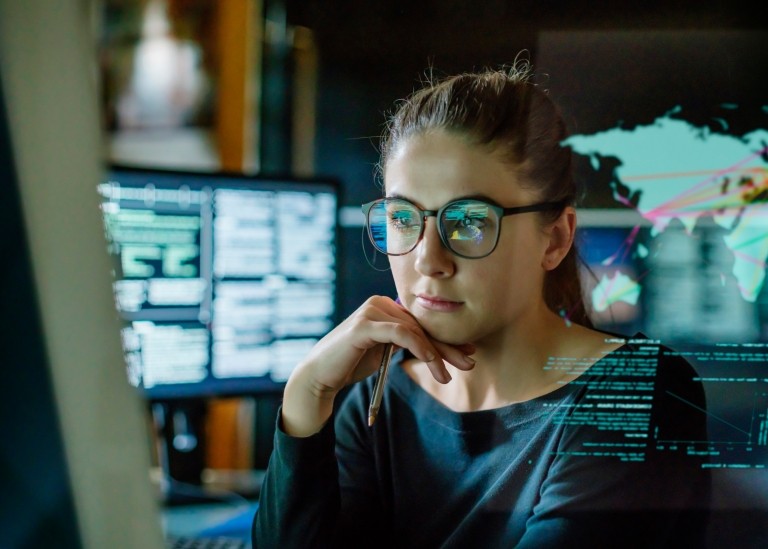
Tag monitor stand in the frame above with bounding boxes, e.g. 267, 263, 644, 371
151, 400, 215, 506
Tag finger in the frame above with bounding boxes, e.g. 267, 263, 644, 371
456, 342, 477, 355
424, 355, 453, 384
363, 296, 469, 383
379, 298, 474, 381
358, 299, 440, 359
381, 321, 442, 367
431, 339, 476, 371
366, 321, 454, 384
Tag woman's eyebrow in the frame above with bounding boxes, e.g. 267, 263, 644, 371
453, 193, 502, 206
384, 192, 411, 200
385, 192, 502, 206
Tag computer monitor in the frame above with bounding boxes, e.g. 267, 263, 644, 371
99, 166, 340, 400
0, 1, 166, 546
97, 166, 340, 498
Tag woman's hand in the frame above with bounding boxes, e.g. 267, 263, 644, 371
281, 295, 475, 437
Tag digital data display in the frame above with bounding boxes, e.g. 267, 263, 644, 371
99, 166, 339, 399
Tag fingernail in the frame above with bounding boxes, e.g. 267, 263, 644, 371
426, 353, 436, 362
464, 355, 475, 365
442, 371, 452, 383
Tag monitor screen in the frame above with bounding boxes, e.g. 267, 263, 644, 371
99, 166, 340, 399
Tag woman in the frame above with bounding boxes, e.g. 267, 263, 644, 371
253, 63, 711, 548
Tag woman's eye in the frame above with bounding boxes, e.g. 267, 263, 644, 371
460, 215, 486, 228
449, 214, 486, 231
390, 211, 416, 229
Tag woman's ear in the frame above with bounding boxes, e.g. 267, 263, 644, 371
541, 206, 576, 271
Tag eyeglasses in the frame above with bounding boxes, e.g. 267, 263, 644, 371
361, 197, 565, 259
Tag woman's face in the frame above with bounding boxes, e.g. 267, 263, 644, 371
384, 130, 556, 347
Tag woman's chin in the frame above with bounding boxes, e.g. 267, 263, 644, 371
420, 321, 476, 347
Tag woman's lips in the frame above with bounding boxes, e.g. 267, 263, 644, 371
415, 295, 463, 312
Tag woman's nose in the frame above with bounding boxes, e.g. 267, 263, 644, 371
413, 217, 455, 278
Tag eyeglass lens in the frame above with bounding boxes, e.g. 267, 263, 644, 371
366, 198, 500, 257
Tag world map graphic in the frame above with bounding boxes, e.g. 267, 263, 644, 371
564, 106, 768, 313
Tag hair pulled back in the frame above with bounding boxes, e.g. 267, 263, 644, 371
378, 62, 593, 328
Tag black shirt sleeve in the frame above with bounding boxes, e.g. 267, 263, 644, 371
252, 383, 387, 549
251, 410, 340, 549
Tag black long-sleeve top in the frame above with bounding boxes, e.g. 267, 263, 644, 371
253, 335, 712, 548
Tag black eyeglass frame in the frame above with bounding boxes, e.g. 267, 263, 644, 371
361, 197, 567, 259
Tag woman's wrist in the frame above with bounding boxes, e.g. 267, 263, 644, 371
281, 365, 338, 438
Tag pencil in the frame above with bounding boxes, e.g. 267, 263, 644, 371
368, 342, 395, 426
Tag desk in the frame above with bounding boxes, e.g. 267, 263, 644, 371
162, 500, 259, 546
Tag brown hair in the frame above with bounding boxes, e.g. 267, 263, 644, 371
378, 62, 593, 328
